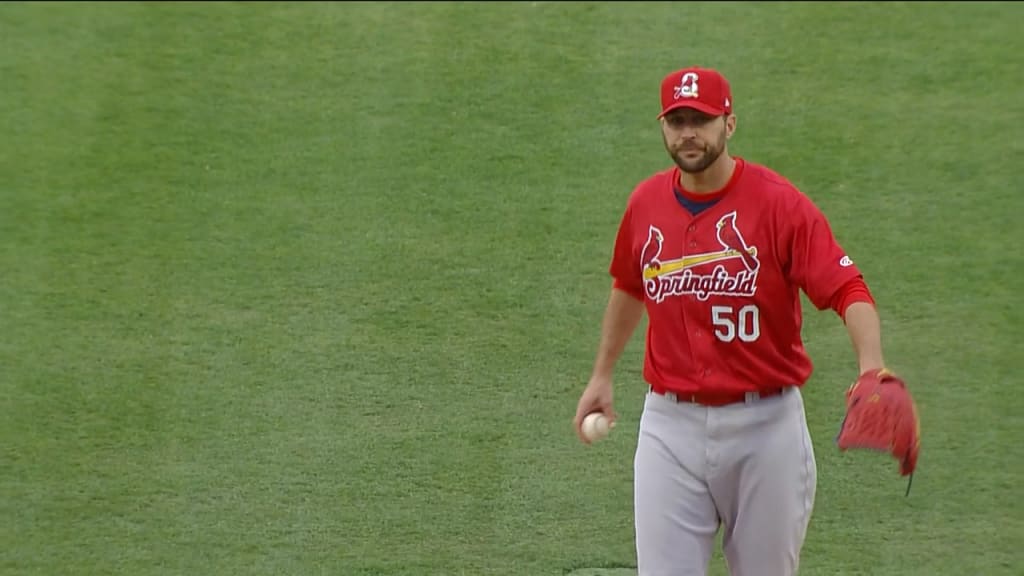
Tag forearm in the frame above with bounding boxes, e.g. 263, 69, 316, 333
590, 288, 646, 380
843, 301, 885, 374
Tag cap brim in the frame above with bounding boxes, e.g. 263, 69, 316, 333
658, 101, 725, 118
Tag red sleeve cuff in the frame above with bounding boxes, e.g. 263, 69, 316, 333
613, 277, 645, 302
830, 276, 875, 319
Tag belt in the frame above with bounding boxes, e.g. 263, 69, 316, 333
650, 386, 788, 407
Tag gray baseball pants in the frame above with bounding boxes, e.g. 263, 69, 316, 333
633, 386, 817, 576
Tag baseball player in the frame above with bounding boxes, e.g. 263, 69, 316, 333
573, 66, 894, 576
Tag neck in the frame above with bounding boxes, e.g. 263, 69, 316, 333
679, 153, 736, 194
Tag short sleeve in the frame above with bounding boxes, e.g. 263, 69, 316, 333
609, 204, 644, 300
784, 195, 863, 310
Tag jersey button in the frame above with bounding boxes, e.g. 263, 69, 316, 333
689, 241, 698, 248
688, 225, 696, 232
703, 369, 712, 377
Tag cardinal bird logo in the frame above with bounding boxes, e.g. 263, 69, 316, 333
640, 226, 664, 276
673, 72, 699, 100
715, 212, 759, 272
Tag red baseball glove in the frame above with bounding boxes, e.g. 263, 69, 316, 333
836, 369, 921, 490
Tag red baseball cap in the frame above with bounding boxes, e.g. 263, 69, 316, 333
658, 67, 733, 118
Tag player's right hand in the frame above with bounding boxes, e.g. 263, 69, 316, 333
573, 376, 617, 444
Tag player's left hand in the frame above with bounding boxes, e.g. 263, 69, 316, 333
836, 368, 921, 478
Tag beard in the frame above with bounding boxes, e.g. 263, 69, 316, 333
673, 143, 723, 173
664, 125, 727, 174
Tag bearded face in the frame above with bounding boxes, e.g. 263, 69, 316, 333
661, 109, 732, 174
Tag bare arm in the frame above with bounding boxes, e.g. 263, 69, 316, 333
590, 288, 646, 380
573, 287, 645, 443
843, 301, 885, 374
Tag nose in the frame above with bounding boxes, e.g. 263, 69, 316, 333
677, 123, 698, 139
677, 132, 699, 147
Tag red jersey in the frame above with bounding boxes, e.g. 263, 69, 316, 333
610, 157, 863, 394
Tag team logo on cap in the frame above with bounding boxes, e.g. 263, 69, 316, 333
673, 72, 699, 100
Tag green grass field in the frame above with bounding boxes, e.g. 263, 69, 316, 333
2, 2, 1022, 575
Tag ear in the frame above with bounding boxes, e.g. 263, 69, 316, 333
725, 114, 737, 139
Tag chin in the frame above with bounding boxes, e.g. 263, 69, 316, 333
677, 158, 710, 173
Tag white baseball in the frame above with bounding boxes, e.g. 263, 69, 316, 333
582, 412, 610, 442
